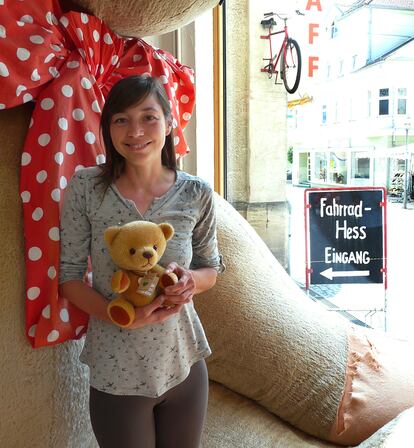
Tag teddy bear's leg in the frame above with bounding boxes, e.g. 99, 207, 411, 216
107, 298, 135, 327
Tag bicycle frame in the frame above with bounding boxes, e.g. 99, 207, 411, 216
261, 18, 289, 75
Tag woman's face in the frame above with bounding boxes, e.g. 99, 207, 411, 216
109, 93, 171, 169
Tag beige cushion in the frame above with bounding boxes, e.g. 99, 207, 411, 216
204, 381, 339, 448
63, 0, 219, 37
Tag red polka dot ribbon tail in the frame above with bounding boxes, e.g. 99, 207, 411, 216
0, 0, 195, 348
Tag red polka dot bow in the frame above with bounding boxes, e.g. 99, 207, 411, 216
0, 0, 195, 348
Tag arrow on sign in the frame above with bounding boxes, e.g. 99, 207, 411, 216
320, 268, 370, 281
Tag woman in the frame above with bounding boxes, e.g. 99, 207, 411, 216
59, 75, 223, 447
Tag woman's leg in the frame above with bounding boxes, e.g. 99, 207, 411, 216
89, 386, 157, 448
154, 359, 209, 448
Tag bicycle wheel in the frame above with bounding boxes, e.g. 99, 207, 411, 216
280, 38, 301, 94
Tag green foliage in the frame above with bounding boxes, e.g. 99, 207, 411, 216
287, 146, 293, 164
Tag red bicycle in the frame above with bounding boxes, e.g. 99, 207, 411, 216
260, 12, 302, 94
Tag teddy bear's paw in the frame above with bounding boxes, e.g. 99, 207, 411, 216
108, 298, 135, 327
159, 272, 178, 289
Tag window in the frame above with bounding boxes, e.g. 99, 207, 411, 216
329, 151, 347, 184
338, 60, 344, 76
330, 22, 338, 38
397, 88, 407, 115
322, 105, 327, 124
327, 65, 331, 79
314, 152, 327, 181
351, 154, 370, 180
379, 88, 389, 115
352, 54, 357, 70
367, 90, 372, 117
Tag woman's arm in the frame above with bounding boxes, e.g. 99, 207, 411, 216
59, 280, 111, 322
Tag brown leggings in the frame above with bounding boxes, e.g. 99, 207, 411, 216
89, 359, 209, 448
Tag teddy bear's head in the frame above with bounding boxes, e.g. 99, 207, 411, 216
104, 221, 174, 272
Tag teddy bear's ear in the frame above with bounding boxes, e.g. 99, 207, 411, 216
159, 223, 174, 241
104, 226, 121, 247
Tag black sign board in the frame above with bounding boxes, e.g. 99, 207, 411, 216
305, 188, 386, 286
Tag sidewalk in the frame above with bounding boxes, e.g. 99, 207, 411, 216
286, 184, 414, 341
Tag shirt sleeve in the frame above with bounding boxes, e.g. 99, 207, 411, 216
190, 185, 225, 273
59, 171, 91, 284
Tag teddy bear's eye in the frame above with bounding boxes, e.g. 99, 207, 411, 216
129, 248, 136, 255
153, 245, 158, 251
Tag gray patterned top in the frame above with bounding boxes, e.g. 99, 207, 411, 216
59, 166, 222, 397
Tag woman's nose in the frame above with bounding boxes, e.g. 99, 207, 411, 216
127, 123, 145, 137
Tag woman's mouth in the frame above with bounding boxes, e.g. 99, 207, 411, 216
125, 142, 150, 151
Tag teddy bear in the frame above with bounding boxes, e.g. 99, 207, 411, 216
104, 220, 179, 327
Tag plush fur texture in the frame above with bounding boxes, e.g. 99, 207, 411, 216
62, 0, 219, 37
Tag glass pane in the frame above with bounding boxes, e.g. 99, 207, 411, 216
379, 88, 389, 97
314, 152, 327, 181
329, 151, 347, 184
379, 99, 389, 115
398, 99, 407, 114
398, 88, 407, 96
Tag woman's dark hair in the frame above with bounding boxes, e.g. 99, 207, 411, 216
98, 75, 176, 184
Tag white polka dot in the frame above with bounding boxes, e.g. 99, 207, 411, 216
172, 118, 178, 129
28, 324, 37, 338
159, 75, 168, 84
133, 54, 142, 62
180, 95, 190, 104
189, 74, 195, 84
21, 191, 31, 203
183, 112, 191, 121
78, 48, 86, 60
60, 16, 69, 27
49, 67, 59, 78
47, 330, 60, 343
85, 132, 96, 144
40, 98, 54, 110
75, 164, 85, 172
46, 11, 58, 26
67, 61, 79, 69
44, 53, 55, 63
153, 52, 161, 60
17, 47, 30, 61
31, 68, 40, 81
38, 133, 51, 147
30, 35, 44, 44
16, 84, 26, 96
80, 77, 92, 89
49, 227, 60, 241
20, 14, 33, 24
76, 27, 84, 41
28, 247, 42, 261
174, 136, 180, 146
42, 305, 51, 318
0, 103, 5, 109
58, 118, 68, 130
103, 33, 113, 45
96, 154, 106, 165
60, 176, 67, 189
61, 84, 73, 97
50, 44, 61, 52
65, 141, 75, 154
0, 61, 9, 77
27, 287, 40, 300
29, 118, 34, 128
80, 12, 89, 23
32, 207, 43, 221
36, 170, 47, 183
51, 188, 61, 202
21, 152, 31, 166
60, 308, 70, 322
72, 108, 85, 121
92, 100, 101, 113
47, 266, 57, 279
54, 152, 64, 165
91, 30, 100, 42
111, 55, 119, 65
75, 326, 85, 336
0, 25, 6, 39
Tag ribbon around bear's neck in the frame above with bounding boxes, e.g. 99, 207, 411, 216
0, 0, 195, 348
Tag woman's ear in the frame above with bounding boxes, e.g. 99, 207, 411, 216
165, 118, 172, 136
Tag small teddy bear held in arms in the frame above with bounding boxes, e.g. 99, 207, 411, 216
104, 221, 178, 327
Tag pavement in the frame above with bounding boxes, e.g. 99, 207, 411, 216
286, 184, 414, 341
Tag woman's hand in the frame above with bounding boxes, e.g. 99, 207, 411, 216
162, 262, 196, 306
127, 295, 183, 329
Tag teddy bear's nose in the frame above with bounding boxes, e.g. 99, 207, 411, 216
143, 251, 153, 259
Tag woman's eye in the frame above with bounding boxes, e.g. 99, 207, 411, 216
145, 115, 158, 121
113, 117, 127, 124
153, 245, 158, 251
